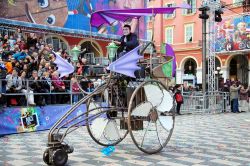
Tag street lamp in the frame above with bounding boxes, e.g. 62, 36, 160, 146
106, 41, 118, 61
214, 67, 223, 90
71, 45, 81, 63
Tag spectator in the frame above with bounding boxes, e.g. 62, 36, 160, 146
14, 28, 24, 41
13, 49, 28, 61
175, 85, 183, 115
230, 83, 241, 113
40, 71, 53, 105
20, 71, 35, 106
27, 33, 38, 49
0, 63, 7, 107
6, 69, 22, 92
38, 64, 44, 77
8, 35, 16, 51
239, 84, 249, 112
71, 77, 80, 104
52, 71, 66, 104
76, 62, 83, 75
29, 70, 45, 106
6, 69, 22, 106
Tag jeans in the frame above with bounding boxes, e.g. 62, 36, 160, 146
0, 85, 6, 93
232, 98, 239, 113
176, 103, 182, 114
73, 94, 79, 103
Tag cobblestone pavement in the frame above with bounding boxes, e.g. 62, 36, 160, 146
0, 112, 250, 166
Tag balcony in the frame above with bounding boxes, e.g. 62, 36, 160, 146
171, 41, 201, 51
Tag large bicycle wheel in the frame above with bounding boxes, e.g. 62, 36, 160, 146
86, 89, 129, 146
128, 79, 175, 154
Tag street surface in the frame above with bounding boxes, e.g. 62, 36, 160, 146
0, 112, 250, 166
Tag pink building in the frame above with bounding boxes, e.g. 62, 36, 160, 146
147, 0, 250, 87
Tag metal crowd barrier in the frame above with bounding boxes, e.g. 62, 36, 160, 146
0, 79, 102, 107
181, 91, 231, 114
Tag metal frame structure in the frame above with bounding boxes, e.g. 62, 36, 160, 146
202, 0, 222, 93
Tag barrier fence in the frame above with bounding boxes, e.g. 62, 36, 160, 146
0, 78, 102, 107
1, 78, 246, 114
181, 91, 231, 113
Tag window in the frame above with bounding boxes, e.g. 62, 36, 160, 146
46, 36, 68, 51
164, 3, 176, 19
233, 0, 243, 6
182, 0, 196, 15
165, 27, 174, 44
146, 6, 153, 24
147, 29, 152, 40
184, 24, 193, 43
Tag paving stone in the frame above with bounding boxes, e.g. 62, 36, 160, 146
0, 112, 249, 166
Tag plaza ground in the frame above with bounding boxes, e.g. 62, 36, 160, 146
0, 112, 250, 166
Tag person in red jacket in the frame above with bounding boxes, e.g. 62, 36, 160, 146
175, 85, 184, 115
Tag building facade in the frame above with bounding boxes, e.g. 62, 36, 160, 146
147, 0, 250, 87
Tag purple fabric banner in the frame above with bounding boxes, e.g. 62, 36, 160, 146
165, 43, 176, 77
91, 5, 191, 28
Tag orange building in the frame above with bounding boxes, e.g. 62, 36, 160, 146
147, 0, 250, 86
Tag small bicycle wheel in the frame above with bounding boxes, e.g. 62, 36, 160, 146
86, 89, 128, 146
128, 79, 175, 154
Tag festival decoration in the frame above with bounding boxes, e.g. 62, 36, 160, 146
162, 43, 176, 77
106, 46, 142, 78
53, 51, 74, 78
90, 4, 191, 28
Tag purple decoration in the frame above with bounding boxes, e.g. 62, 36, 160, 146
165, 44, 176, 77
91, 4, 191, 28
107, 46, 142, 78
53, 51, 74, 78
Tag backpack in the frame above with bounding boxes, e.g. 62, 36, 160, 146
175, 93, 183, 103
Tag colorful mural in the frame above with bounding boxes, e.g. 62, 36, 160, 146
0, 105, 87, 135
0, 0, 146, 38
215, 15, 250, 52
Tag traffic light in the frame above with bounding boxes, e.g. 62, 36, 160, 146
215, 9, 223, 22
199, 6, 210, 20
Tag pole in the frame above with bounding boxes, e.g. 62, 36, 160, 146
202, 18, 206, 94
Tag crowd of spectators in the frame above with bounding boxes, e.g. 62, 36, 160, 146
0, 28, 91, 108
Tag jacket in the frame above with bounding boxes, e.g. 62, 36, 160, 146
6, 75, 22, 91
118, 33, 139, 53
230, 85, 241, 99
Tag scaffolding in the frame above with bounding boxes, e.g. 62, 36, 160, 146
201, 0, 222, 93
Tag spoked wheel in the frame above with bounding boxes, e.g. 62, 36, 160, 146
128, 79, 175, 154
86, 89, 129, 146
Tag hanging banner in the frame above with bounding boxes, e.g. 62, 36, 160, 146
215, 15, 250, 52
0, 105, 87, 136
